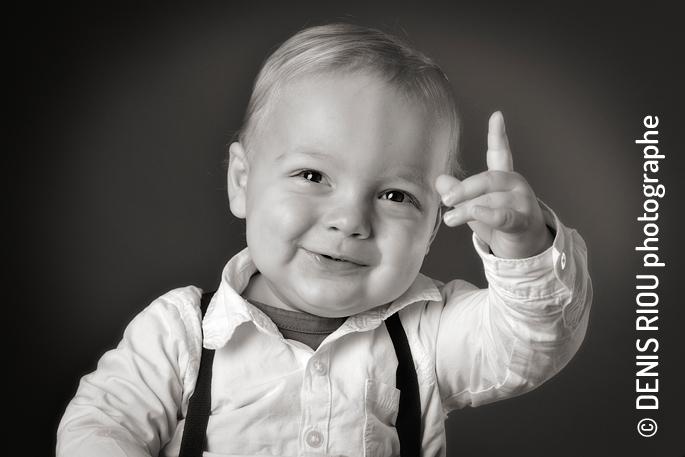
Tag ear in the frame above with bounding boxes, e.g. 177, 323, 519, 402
227, 142, 249, 219
425, 206, 443, 255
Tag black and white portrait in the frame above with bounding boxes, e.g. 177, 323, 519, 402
9, 1, 683, 456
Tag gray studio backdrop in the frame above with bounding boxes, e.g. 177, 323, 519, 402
11, 2, 683, 456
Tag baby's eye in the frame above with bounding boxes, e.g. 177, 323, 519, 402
380, 190, 412, 204
298, 170, 324, 183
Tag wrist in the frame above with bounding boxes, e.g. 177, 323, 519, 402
490, 224, 554, 259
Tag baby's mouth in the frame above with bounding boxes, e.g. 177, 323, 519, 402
303, 248, 367, 267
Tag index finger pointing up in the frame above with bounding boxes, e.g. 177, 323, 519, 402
487, 111, 514, 172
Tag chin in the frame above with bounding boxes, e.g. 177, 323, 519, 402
303, 290, 396, 318
302, 297, 363, 317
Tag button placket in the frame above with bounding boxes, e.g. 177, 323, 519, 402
301, 350, 331, 453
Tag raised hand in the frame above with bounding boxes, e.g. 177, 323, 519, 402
435, 111, 553, 259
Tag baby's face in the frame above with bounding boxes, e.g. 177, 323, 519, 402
229, 73, 450, 317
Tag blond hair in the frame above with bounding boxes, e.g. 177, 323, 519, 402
236, 23, 462, 176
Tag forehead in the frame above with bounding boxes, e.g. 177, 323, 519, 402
259, 72, 450, 179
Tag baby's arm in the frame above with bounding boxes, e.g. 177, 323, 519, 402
56, 287, 204, 457
420, 113, 592, 409
427, 206, 591, 409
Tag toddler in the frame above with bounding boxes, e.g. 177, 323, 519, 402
57, 23, 592, 457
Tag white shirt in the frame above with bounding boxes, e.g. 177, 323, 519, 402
57, 204, 592, 457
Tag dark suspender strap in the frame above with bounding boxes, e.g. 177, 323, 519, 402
178, 291, 216, 457
385, 312, 422, 457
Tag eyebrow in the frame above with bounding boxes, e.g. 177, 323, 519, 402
379, 170, 434, 196
275, 146, 335, 163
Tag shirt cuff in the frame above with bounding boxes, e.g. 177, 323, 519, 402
472, 200, 575, 300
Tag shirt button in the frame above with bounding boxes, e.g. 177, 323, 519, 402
312, 360, 327, 376
305, 430, 324, 448
561, 252, 567, 270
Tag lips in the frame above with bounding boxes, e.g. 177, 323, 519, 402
302, 248, 368, 267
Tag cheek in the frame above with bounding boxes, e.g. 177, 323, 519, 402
378, 217, 434, 273
246, 189, 317, 249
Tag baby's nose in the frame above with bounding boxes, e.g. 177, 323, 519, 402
321, 200, 371, 238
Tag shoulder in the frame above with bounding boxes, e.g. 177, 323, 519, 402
395, 276, 481, 335
395, 276, 483, 327
144, 285, 204, 327
123, 286, 205, 383
132, 286, 203, 335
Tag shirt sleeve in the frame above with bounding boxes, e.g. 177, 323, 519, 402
56, 286, 204, 457
420, 201, 593, 411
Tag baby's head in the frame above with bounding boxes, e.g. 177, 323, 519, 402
227, 23, 461, 317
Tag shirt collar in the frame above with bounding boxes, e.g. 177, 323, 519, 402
202, 247, 442, 349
